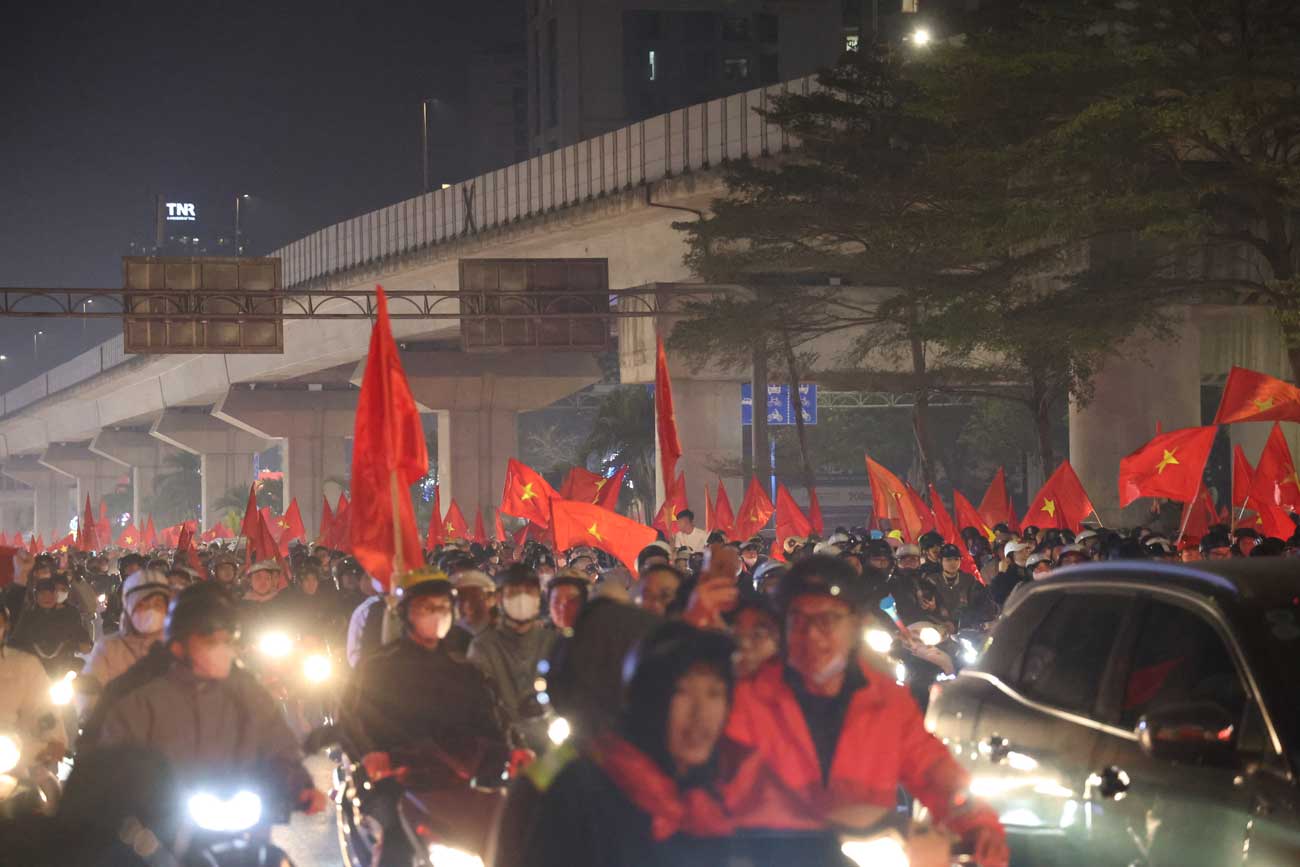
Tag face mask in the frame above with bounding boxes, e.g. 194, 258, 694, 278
55, 591, 69, 604
131, 608, 166, 635
411, 611, 453, 641
189, 642, 236, 680
502, 593, 540, 622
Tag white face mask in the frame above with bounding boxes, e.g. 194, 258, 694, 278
411, 610, 453, 641
502, 592, 540, 622
131, 608, 166, 635
55, 591, 70, 605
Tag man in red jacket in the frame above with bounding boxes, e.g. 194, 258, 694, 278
725, 554, 1008, 865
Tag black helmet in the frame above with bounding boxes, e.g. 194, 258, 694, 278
164, 583, 240, 644
918, 531, 944, 551
938, 543, 962, 560
774, 554, 862, 613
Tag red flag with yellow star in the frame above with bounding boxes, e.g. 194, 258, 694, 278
473, 508, 487, 544
594, 465, 628, 512
1118, 426, 1218, 507
954, 490, 994, 544
278, 498, 307, 555
865, 457, 930, 542
774, 483, 813, 551
1213, 366, 1300, 424
653, 472, 688, 535
494, 510, 507, 543
551, 499, 657, 575
78, 496, 99, 551
115, 523, 140, 551
1024, 460, 1095, 532
318, 495, 335, 545
1250, 422, 1300, 512
713, 482, 736, 538
977, 468, 1018, 532
501, 458, 559, 527
731, 476, 775, 540
559, 467, 604, 503
443, 499, 470, 543
1232, 445, 1255, 514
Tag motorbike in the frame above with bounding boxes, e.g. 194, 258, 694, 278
156, 778, 298, 867
308, 724, 510, 867
0, 732, 61, 820
245, 625, 339, 739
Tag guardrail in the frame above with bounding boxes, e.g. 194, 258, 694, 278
0, 335, 124, 418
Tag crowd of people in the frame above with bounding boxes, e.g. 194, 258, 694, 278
0, 509, 1278, 866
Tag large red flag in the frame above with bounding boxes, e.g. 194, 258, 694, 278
703, 483, 716, 534
713, 482, 736, 538
115, 524, 139, 551
954, 490, 995, 544
513, 523, 530, 548
1117, 426, 1219, 507
594, 466, 628, 512
929, 484, 979, 577
1249, 422, 1300, 512
141, 515, 158, 550
1213, 366, 1300, 424
79, 496, 98, 551
1178, 485, 1220, 547
473, 509, 487, 544
501, 459, 560, 527
1024, 461, 1095, 532
807, 488, 825, 536
248, 510, 281, 564
494, 510, 507, 543
96, 501, 111, 550
1232, 445, 1255, 513
865, 457, 929, 542
653, 472, 689, 535
978, 468, 1017, 531
774, 484, 813, 550
318, 495, 335, 545
654, 336, 683, 492
329, 493, 351, 551
443, 499, 470, 543
732, 476, 775, 540
551, 499, 658, 575
425, 486, 444, 550
559, 467, 603, 504
239, 484, 260, 544
350, 286, 428, 591
278, 498, 307, 555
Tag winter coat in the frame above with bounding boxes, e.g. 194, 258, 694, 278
9, 604, 90, 674
467, 623, 557, 750
0, 644, 66, 773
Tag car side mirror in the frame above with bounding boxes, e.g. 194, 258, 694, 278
1136, 702, 1237, 766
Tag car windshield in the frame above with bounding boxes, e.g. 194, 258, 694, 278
1245, 599, 1300, 760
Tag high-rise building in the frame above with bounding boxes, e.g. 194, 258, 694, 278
526, 0, 842, 154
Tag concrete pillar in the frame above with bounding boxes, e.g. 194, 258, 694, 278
1069, 308, 1202, 526
1, 458, 76, 539
151, 409, 272, 529
89, 428, 186, 523
213, 388, 355, 537
39, 442, 128, 519
659, 379, 744, 511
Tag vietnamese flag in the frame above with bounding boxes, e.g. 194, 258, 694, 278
350, 286, 428, 590
443, 499, 470, 543
494, 510, 507, 543
239, 484, 260, 544
502, 459, 559, 527
1024, 460, 1095, 532
865, 457, 930, 542
115, 524, 139, 551
774, 484, 813, 550
929, 485, 980, 577
473, 508, 487, 544
327, 493, 351, 549
1118, 426, 1219, 508
50, 533, 76, 553
318, 495, 335, 545
248, 510, 281, 564
1249, 422, 1300, 512
954, 490, 995, 544
731, 476, 775, 540
78, 496, 98, 551
594, 465, 628, 512
653, 472, 689, 535
278, 498, 307, 555
654, 336, 683, 491
1232, 445, 1255, 513
704, 483, 716, 534
1178, 485, 1220, 547
425, 486, 444, 550
28, 535, 42, 555
513, 523, 530, 548
978, 468, 1018, 532
141, 515, 158, 550
96, 500, 111, 547
560, 467, 604, 504
551, 499, 657, 575
807, 488, 825, 536
1213, 366, 1300, 424
713, 482, 736, 538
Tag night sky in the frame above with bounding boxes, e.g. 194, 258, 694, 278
1, 0, 520, 389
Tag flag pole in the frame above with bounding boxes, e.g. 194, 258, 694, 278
1175, 497, 1196, 546
389, 469, 406, 589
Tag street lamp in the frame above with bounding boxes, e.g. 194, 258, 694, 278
33, 330, 44, 362
421, 98, 441, 193
910, 26, 932, 46
234, 193, 250, 257
81, 298, 93, 339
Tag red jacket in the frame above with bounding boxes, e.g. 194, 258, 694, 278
726, 658, 1003, 838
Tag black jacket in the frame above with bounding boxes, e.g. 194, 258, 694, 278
9, 604, 90, 672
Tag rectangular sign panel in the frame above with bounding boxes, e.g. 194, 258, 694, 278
459, 258, 610, 352
123, 257, 283, 354
742, 383, 817, 426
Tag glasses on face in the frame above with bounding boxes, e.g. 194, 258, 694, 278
787, 609, 850, 635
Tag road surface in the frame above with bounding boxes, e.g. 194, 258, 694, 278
272, 753, 344, 866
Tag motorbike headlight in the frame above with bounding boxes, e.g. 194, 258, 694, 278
0, 734, 21, 775
302, 653, 332, 683
841, 830, 910, 867
187, 789, 262, 833
864, 628, 894, 654
918, 626, 943, 647
258, 631, 294, 658
547, 716, 571, 746
960, 637, 979, 664
428, 844, 484, 867
894, 661, 908, 685
49, 671, 76, 707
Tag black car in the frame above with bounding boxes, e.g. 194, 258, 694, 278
925, 559, 1300, 867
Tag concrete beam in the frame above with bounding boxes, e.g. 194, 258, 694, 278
2, 457, 76, 539
90, 428, 186, 523
39, 442, 129, 514
151, 409, 272, 528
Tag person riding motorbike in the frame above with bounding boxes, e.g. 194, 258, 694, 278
724, 555, 1009, 866
84, 582, 325, 815
239, 558, 290, 640
0, 606, 67, 776
8, 576, 92, 676
338, 567, 508, 867
79, 569, 174, 715
933, 544, 996, 629
443, 568, 497, 656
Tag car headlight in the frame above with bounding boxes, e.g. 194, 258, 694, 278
428, 843, 484, 867
49, 671, 76, 707
864, 628, 894, 654
0, 734, 21, 775
841, 830, 910, 867
918, 626, 943, 647
547, 716, 571, 746
302, 653, 332, 683
187, 790, 262, 832
258, 631, 294, 658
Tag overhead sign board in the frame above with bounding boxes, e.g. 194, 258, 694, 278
742, 383, 817, 426
165, 202, 197, 222
459, 258, 610, 352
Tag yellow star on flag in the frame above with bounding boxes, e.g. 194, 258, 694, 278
1041, 499, 1056, 518
1253, 397, 1276, 412
595, 478, 607, 491
1155, 448, 1180, 474
586, 522, 603, 542
666, 504, 679, 524
519, 482, 537, 501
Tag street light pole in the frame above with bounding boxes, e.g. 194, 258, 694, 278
33, 330, 43, 362
421, 99, 430, 193
234, 194, 249, 257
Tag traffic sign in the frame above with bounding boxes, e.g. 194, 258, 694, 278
742, 383, 817, 426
